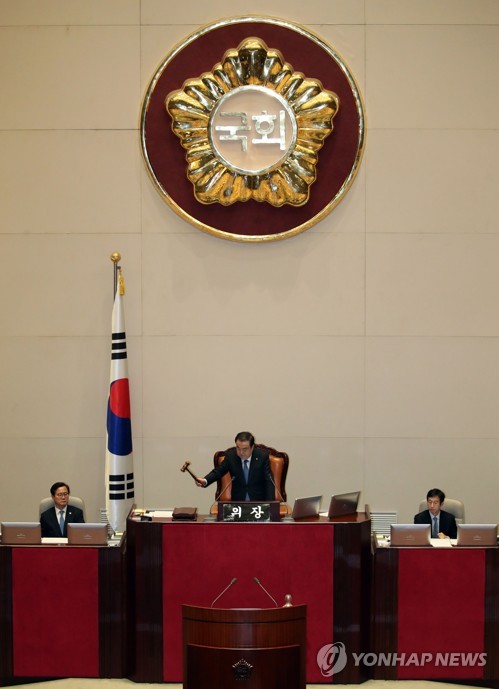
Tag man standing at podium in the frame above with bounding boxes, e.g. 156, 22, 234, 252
196, 432, 274, 501
414, 488, 457, 539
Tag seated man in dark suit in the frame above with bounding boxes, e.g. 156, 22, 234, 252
40, 481, 85, 537
414, 488, 457, 539
196, 431, 274, 501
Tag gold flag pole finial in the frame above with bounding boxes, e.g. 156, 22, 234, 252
110, 252, 121, 265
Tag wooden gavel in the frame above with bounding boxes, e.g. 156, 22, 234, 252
180, 460, 200, 484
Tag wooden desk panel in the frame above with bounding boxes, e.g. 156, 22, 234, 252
164, 523, 332, 683
0, 547, 13, 683
397, 548, 484, 680
12, 547, 100, 677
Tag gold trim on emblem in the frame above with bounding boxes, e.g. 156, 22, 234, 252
166, 38, 339, 207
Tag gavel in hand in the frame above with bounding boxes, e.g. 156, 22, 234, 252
180, 461, 203, 486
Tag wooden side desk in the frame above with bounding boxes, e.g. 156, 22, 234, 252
371, 541, 499, 682
0, 541, 125, 685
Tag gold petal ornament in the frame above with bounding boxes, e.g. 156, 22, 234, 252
166, 38, 340, 207
140, 17, 365, 241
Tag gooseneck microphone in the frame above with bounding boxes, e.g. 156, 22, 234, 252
253, 576, 278, 607
211, 577, 237, 608
205, 475, 235, 522
267, 472, 291, 518
219, 475, 236, 500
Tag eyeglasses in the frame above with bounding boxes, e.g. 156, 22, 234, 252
55, 492, 69, 497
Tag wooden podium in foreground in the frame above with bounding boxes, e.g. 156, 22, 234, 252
182, 604, 306, 689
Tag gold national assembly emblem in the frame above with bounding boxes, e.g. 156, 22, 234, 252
140, 17, 365, 242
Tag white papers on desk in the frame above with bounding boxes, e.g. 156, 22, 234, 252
145, 509, 174, 519
430, 537, 453, 547
41, 537, 68, 544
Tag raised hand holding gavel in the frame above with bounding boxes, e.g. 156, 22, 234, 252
180, 461, 207, 487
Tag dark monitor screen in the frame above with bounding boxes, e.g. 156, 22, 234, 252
291, 495, 322, 520
327, 491, 361, 517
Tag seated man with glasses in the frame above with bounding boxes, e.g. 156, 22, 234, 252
40, 481, 85, 537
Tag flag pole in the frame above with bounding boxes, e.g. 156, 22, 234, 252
110, 252, 121, 296
106, 251, 134, 535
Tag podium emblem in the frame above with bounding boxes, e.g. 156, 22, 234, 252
232, 658, 253, 680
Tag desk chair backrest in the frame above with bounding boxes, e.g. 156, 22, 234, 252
39, 495, 86, 521
418, 498, 465, 525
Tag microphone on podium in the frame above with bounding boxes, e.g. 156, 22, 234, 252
253, 576, 278, 607
205, 475, 235, 522
211, 577, 237, 608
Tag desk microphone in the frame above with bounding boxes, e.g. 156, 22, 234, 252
267, 472, 290, 519
220, 475, 236, 499
205, 476, 235, 522
211, 577, 237, 608
253, 576, 278, 607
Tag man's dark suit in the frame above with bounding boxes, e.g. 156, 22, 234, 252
40, 505, 85, 537
414, 508, 457, 538
204, 446, 274, 501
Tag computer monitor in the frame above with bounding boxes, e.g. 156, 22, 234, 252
327, 491, 361, 518
291, 495, 322, 520
67, 523, 108, 545
456, 524, 497, 547
1, 522, 41, 545
390, 524, 431, 547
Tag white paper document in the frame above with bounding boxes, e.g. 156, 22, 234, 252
430, 537, 453, 547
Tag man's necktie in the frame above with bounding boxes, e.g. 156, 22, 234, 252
432, 516, 438, 538
243, 460, 250, 500
59, 509, 65, 535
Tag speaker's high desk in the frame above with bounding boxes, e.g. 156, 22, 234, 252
127, 511, 371, 684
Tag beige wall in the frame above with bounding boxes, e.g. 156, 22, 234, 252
0, 0, 498, 525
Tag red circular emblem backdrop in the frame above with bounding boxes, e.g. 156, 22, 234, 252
140, 17, 365, 242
